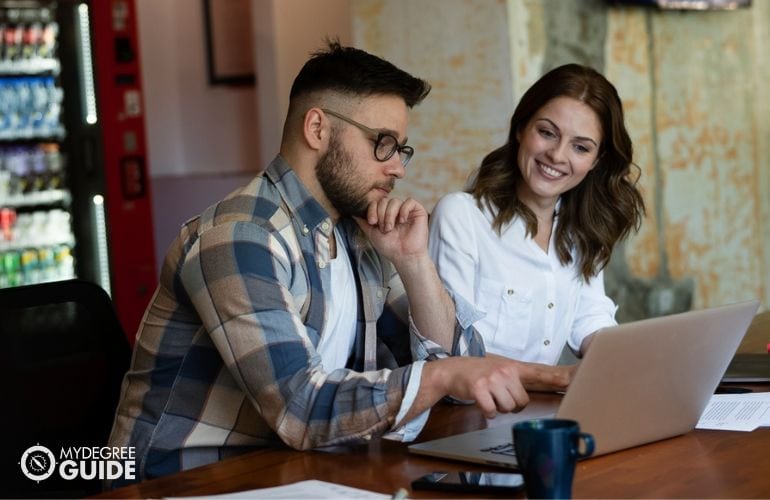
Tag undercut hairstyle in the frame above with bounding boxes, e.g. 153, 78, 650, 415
289, 40, 431, 109
469, 63, 646, 282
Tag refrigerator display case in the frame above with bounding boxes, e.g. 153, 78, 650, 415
0, 0, 156, 341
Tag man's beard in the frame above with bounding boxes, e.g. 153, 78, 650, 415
316, 133, 393, 218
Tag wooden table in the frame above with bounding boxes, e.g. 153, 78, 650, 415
96, 387, 770, 498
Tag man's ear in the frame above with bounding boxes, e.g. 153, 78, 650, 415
303, 108, 327, 152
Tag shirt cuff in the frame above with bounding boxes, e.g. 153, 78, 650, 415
449, 289, 486, 329
569, 304, 619, 354
383, 360, 430, 442
410, 289, 487, 360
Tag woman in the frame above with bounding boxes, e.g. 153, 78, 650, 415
428, 63, 645, 364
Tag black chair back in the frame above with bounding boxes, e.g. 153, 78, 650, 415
0, 279, 132, 498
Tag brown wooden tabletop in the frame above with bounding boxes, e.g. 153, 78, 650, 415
95, 386, 770, 499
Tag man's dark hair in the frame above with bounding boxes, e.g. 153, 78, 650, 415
289, 40, 430, 108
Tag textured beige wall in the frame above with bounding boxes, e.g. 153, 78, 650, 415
607, 6, 766, 310
352, 0, 514, 208
353, 0, 769, 315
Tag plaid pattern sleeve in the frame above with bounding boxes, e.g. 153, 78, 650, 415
410, 288, 487, 360
107, 157, 411, 484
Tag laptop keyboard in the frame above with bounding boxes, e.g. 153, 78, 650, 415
481, 442, 516, 457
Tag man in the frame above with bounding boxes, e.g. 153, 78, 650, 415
108, 42, 572, 484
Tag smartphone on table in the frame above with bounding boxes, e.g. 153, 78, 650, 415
411, 471, 525, 494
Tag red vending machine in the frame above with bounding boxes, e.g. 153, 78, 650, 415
0, 0, 156, 341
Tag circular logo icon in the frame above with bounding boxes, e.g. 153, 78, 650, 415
20, 445, 56, 482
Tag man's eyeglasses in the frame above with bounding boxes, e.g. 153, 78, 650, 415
321, 108, 414, 166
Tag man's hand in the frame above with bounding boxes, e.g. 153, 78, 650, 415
486, 353, 577, 392
354, 197, 428, 264
403, 356, 579, 424
408, 356, 531, 421
355, 196, 458, 353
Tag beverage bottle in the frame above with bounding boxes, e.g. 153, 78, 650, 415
0, 251, 6, 288
0, 21, 6, 64
20, 246, 39, 284
1, 78, 20, 133
30, 77, 48, 134
22, 20, 41, 61
45, 77, 63, 134
38, 18, 57, 60
0, 81, 11, 133
4, 249, 21, 287
42, 142, 64, 190
0, 164, 10, 200
0, 147, 10, 199
29, 144, 46, 192
7, 146, 31, 194
3, 22, 22, 61
38, 245, 55, 282
0, 207, 16, 242
53, 243, 74, 280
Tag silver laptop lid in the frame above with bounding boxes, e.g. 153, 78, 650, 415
721, 353, 770, 383
408, 300, 759, 467
556, 300, 759, 455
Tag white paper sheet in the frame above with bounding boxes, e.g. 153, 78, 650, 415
696, 391, 770, 431
170, 479, 390, 499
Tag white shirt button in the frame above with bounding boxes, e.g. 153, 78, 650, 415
507, 289, 514, 295
544, 339, 550, 346
547, 302, 554, 309
319, 261, 327, 269
321, 221, 330, 231
302, 225, 309, 235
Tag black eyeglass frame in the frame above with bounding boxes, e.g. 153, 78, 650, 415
321, 108, 414, 166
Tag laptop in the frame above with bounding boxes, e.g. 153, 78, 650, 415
409, 300, 760, 469
721, 353, 770, 383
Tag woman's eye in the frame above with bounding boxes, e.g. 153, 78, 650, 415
573, 144, 590, 154
538, 128, 556, 138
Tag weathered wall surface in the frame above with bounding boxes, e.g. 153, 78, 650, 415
353, 0, 514, 204
354, 0, 769, 319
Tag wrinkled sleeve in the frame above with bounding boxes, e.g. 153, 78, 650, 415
383, 360, 430, 441
410, 290, 485, 360
568, 270, 618, 355
180, 220, 409, 450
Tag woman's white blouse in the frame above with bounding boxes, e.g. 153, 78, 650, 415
428, 192, 617, 365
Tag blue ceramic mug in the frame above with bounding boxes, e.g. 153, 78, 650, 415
513, 418, 594, 499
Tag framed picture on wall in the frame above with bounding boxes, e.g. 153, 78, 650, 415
203, 0, 256, 86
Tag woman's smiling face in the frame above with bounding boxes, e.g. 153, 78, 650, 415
515, 96, 603, 209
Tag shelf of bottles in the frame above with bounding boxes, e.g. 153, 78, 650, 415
1, 1, 74, 288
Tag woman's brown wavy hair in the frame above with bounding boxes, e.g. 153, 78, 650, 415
469, 63, 645, 282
